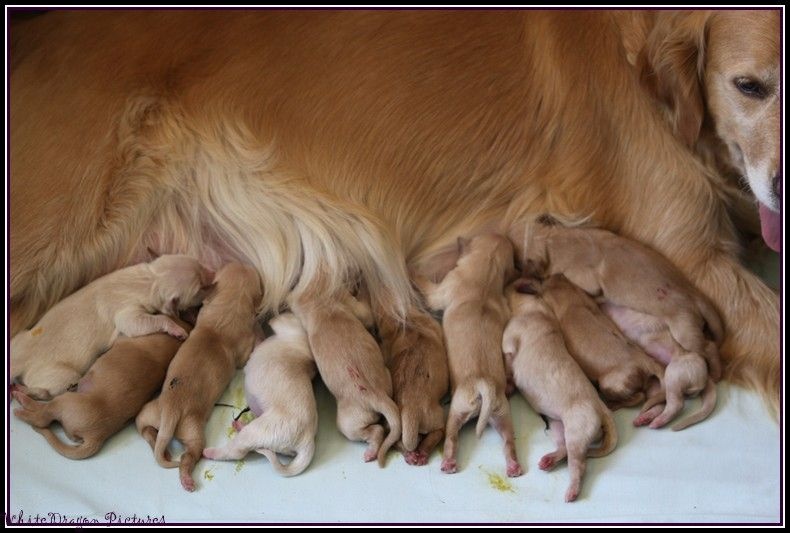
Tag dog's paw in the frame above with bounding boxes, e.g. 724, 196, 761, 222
440, 458, 457, 474
404, 450, 428, 466
506, 460, 524, 478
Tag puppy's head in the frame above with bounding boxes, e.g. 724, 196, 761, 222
599, 366, 644, 403
641, 10, 780, 250
150, 254, 216, 313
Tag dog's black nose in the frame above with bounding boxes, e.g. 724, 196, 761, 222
773, 174, 782, 200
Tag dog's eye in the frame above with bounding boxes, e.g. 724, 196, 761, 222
733, 77, 767, 99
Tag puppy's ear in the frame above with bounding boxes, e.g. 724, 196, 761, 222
640, 11, 709, 147
165, 297, 180, 317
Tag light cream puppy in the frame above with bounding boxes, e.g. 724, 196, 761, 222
417, 234, 522, 478
379, 309, 449, 466
12, 319, 190, 459
503, 278, 617, 503
135, 262, 263, 492
203, 312, 317, 476
511, 216, 724, 381
540, 274, 665, 410
602, 303, 717, 430
291, 288, 401, 467
11, 255, 213, 400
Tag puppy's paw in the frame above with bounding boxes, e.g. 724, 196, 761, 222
167, 326, 189, 341
506, 460, 524, 478
180, 473, 196, 492
440, 458, 458, 474
538, 454, 557, 471
564, 486, 579, 503
363, 448, 378, 463
404, 450, 428, 466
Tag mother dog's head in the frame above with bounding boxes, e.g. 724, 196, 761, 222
640, 10, 780, 251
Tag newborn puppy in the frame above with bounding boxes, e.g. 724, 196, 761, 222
416, 234, 522, 478
290, 289, 401, 466
379, 308, 449, 466
135, 263, 262, 492
12, 319, 191, 459
11, 255, 213, 400
503, 278, 617, 502
203, 312, 317, 476
540, 274, 665, 409
602, 303, 717, 430
509, 217, 723, 380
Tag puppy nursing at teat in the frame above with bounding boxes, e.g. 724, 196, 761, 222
379, 309, 449, 466
290, 288, 401, 466
416, 233, 522, 478
135, 263, 263, 491
203, 312, 318, 476
12, 318, 191, 459
503, 278, 618, 502
10, 255, 213, 400
540, 274, 665, 410
510, 216, 724, 382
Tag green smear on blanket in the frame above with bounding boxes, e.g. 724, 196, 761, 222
203, 468, 215, 481
480, 467, 515, 493
235, 460, 245, 474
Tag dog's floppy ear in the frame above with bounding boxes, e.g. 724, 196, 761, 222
639, 11, 710, 147
456, 236, 471, 256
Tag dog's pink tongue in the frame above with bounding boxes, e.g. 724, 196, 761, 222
759, 204, 781, 252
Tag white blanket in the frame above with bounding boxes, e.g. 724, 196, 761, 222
8, 375, 780, 524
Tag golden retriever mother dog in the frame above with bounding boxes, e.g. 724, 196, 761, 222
10, 11, 779, 413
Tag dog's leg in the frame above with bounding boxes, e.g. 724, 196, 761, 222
115, 308, 188, 340
538, 419, 567, 471
490, 397, 523, 477
404, 428, 444, 466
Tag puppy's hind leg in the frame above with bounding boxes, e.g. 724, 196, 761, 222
178, 423, 206, 493
538, 418, 567, 471
204, 419, 267, 461
12, 390, 55, 427
490, 397, 523, 477
404, 428, 444, 466
440, 395, 475, 474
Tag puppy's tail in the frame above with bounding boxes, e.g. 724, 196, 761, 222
375, 396, 402, 467
672, 378, 717, 431
153, 410, 180, 469
587, 407, 618, 458
400, 407, 421, 452
34, 427, 103, 460
474, 379, 496, 437
260, 439, 315, 477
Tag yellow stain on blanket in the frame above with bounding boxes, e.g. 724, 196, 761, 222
203, 468, 215, 481
234, 460, 245, 474
31, 327, 44, 337
480, 467, 515, 493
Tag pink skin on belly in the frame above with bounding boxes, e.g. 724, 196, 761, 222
599, 302, 674, 364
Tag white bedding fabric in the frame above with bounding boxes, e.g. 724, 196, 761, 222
8, 374, 780, 524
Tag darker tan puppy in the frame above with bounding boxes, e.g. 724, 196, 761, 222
12, 319, 190, 459
135, 263, 262, 492
540, 274, 665, 410
379, 308, 449, 466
